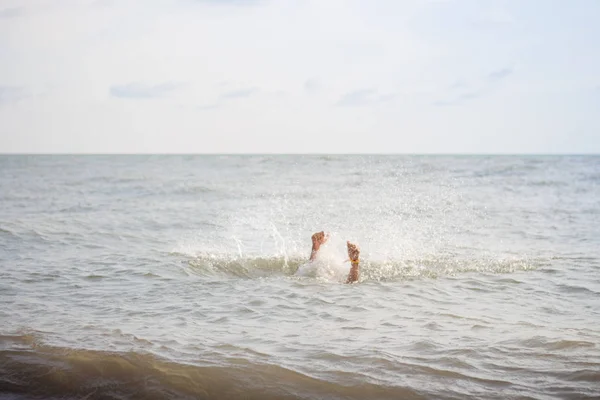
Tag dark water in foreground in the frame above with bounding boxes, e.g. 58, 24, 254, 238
1, 155, 599, 399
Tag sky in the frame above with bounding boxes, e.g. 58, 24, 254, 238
0, 0, 599, 153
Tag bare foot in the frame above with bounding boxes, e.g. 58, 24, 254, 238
312, 231, 328, 247
310, 231, 329, 260
347, 241, 360, 262
346, 241, 360, 283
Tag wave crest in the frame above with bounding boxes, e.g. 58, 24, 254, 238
184, 253, 542, 282
0, 336, 424, 400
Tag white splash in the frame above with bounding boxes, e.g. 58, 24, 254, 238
294, 235, 351, 282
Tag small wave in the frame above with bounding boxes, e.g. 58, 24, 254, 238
0, 225, 55, 244
57, 204, 96, 213
360, 257, 539, 282
472, 162, 540, 178
0, 333, 39, 350
500, 336, 596, 352
546, 340, 596, 351
524, 337, 596, 351
317, 155, 342, 162
188, 255, 302, 278
471, 324, 489, 331
171, 184, 215, 195
556, 283, 599, 295
85, 274, 106, 280
0, 336, 426, 400
528, 180, 567, 187
183, 253, 541, 283
584, 172, 600, 183
0, 226, 17, 237
566, 369, 600, 382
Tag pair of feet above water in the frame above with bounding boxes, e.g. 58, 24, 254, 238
309, 231, 360, 284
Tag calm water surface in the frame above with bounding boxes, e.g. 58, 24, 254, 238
1, 155, 599, 399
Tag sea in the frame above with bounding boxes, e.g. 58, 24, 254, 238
0, 155, 599, 400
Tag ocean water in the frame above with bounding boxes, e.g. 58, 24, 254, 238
0, 155, 599, 400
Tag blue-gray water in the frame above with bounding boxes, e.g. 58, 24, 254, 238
1, 155, 599, 400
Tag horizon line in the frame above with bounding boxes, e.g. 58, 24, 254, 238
0, 152, 599, 156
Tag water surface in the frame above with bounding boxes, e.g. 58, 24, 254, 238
1, 155, 599, 399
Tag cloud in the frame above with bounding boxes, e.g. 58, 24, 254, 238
378, 93, 396, 103
110, 82, 184, 99
336, 89, 396, 107
304, 78, 321, 94
336, 89, 376, 107
220, 87, 258, 99
197, 104, 220, 111
177, 103, 220, 111
449, 80, 467, 90
488, 68, 513, 81
0, 86, 28, 105
91, 0, 114, 8
481, 7, 515, 25
0, 7, 24, 18
435, 68, 513, 106
458, 91, 482, 101
189, 0, 262, 6
434, 89, 484, 107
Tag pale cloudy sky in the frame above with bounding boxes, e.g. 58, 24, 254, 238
0, 0, 599, 153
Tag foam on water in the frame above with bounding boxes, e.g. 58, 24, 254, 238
294, 238, 351, 282
174, 226, 543, 283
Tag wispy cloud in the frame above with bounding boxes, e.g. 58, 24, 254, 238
110, 82, 184, 99
435, 67, 514, 106
458, 91, 482, 101
336, 89, 395, 107
0, 7, 24, 18
449, 80, 467, 90
221, 87, 258, 99
469, 7, 515, 29
304, 78, 321, 94
0, 86, 28, 105
337, 89, 376, 106
378, 93, 396, 103
481, 7, 515, 25
197, 104, 220, 111
91, 0, 114, 8
177, 103, 220, 111
190, 0, 262, 6
488, 68, 513, 81
435, 89, 485, 107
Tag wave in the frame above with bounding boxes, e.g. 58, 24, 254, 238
0, 226, 19, 239
0, 223, 51, 244
186, 254, 301, 278
182, 253, 543, 282
0, 335, 425, 400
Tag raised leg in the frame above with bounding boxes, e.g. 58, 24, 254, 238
310, 231, 328, 261
346, 241, 360, 283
